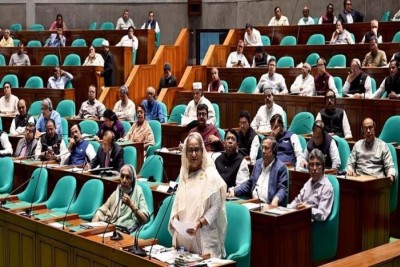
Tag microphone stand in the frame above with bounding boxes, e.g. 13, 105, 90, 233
0, 174, 36, 208
24, 160, 46, 217
101, 185, 124, 243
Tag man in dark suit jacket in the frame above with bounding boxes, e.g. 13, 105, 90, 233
89, 130, 124, 172
97, 40, 115, 86
338, 0, 364, 23
228, 136, 288, 206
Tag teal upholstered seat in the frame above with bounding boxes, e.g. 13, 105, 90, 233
17, 168, 48, 203
307, 34, 325, 45
123, 146, 137, 170
332, 135, 350, 171
288, 112, 314, 135
379, 116, 400, 145
305, 52, 320, 67
79, 120, 99, 136
280, 36, 297, 45
0, 74, 19, 88
237, 76, 257, 94
27, 40, 42, 47
139, 155, 163, 183
63, 54, 82, 66
327, 54, 346, 68
100, 22, 114, 30
71, 38, 87, 47
0, 157, 14, 194
56, 100, 76, 118
276, 56, 294, 68
147, 120, 162, 156
25, 76, 44, 88
261, 35, 271, 46
41, 54, 59, 66
168, 104, 186, 124
44, 176, 76, 209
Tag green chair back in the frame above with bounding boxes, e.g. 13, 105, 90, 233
121, 121, 132, 133
0, 157, 14, 194
79, 120, 99, 136
100, 22, 114, 30
280, 36, 297, 45
25, 76, 44, 88
65, 80, 73, 89
89, 22, 97, 30
261, 35, 271, 46
0, 74, 19, 88
89, 141, 100, 153
168, 104, 186, 124
212, 103, 220, 128
225, 202, 251, 267
312, 175, 340, 262
305, 53, 320, 67
28, 100, 42, 118
237, 76, 257, 94
56, 100, 76, 118
68, 179, 104, 220
123, 146, 137, 170
147, 120, 162, 156
17, 168, 48, 203
307, 34, 325, 45
92, 38, 105, 47
139, 155, 163, 183
277, 56, 294, 68
63, 54, 81, 66
0, 117, 2, 131
379, 115, 400, 145
159, 102, 168, 123
332, 135, 350, 171
27, 40, 42, 47
333, 76, 343, 97
0, 54, 6, 66
60, 118, 69, 146
137, 182, 155, 232
297, 135, 306, 152
139, 195, 174, 247
371, 77, 377, 93
41, 54, 59, 66
387, 143, 398, 212
218, 128, 226, 142
381, 91, 388, 98
221, 80, 229, 93
350, 33, 355, 43
13, 39, 20, 47
282, 110, 288, 129
71, 38, 87, 47
288, 112, 314, 135
381, 11, 391, 22
327, 54, 346, 68
155, 32, 161, 47
29, 24, 44, 31
392, 31, 400, 43
9, 23, 22, 31
44, 176, 76, 209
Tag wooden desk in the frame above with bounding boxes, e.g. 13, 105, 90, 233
290, 170, 391, 258
0, 65, 102, 109
320, 240, 400, 267
250, 205, 311, 266
161, 123, 188, 148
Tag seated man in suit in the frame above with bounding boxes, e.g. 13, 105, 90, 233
63, 124, 96, 166
288, 148, 334, 221
338, 0, 364, 23
270, 114, 303, 167
346, 117, 395, 182
14, 122, 37, 159
188, 104, 223, 152
215, 129, 250, 189
298, 121, 341, 170
92, 164, 149, 232
228, 136, 288, 206
34, 119, 68, 162
89, 130, 124, 172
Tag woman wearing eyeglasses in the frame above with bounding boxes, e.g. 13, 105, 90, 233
169, 132, 227, 258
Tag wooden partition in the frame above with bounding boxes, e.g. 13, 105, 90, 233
10, 29, 155, 64
224, 21, 400, 46
0, 66, 102, 108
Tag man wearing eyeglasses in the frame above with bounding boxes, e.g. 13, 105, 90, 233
268, 6, 289, 26
361, 20, 382, 44
35, 98, 62, 137
14, 122, 37, 158
316, 89, 353, 139
346, 118, 395, 182
9, 99, 35, 135
338, 0, 364, 24
288, 149, 334, 222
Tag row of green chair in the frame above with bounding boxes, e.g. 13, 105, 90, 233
8, 21, 114, 31
0, 74, 74, 89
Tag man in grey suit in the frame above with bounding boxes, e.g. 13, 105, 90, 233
14, 122, 37, 159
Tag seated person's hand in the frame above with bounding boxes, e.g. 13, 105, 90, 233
388, 91, 399, 100
208, 134, 220, 143
353, 93, 362, 99
271, 197, 279, 206
347, 169, 355, 176
301, 160, 308, 169
94, 135, 100, 141
227, 188, 235, 198
92, 214, 99, 222
178, 142, 183, 151
296, 202, 307, 210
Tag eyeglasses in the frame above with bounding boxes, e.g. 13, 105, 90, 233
238, 45, 244, 48
309, 162, 322, 168
41, 107, 49, 111
362, 125, 374, 131
197, 112, 207, 117
187, 147, 202, 154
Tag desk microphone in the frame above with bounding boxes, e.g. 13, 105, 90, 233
62, 162, 87, 230
24, 161, 46, 217
0, 174, 35, 207
102, 185, 124, 243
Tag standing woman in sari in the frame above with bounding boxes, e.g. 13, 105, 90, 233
169, 132, 227, 258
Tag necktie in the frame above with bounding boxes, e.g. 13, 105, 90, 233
105, 152, 110, 167
20, 144, 27, 157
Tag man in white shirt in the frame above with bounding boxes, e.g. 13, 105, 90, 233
141, 11, 160, 33
226, 40, 250, 68
361, 20, 382, 44
268, 6, 289, 26
298, 6, 315, 25
251, 89, 285, 132
290, 63, 315, 96
116, 9, 135, 30
244, 23, 262, 46
113, 85, 136, 121
116, 26, 139, 51
9, 41, 31, 66
255, 58, 288, 94
0, 130, 13, 157
0, 82, 19, 114
9, 99, 35, 135
47, 67, 73, 89
183, 82, 216, 125
74, 85, 105, 119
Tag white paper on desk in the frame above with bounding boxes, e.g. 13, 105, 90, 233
137, 178, 148, 182
242, 202, 260, 210
48, 222, 64, 229
70, 167, 84, 172
205, 258, 235, 266
172, 218, 193, 239
98, 231, 114, 237
156, 184, 169, 193
181, 115, 195, 126
81, 221, 108, 227
151, 251, 176, 264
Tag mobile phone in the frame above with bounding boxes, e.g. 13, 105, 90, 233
238, 60, 242, 65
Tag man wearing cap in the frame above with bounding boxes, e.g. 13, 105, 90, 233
252, 47, 271, 68
251, 89, 285, 132
113, 85, 136, 120
290, 63, 315, 96
157, 62, 177, 95
97, 40, 115, 86
255, 58, 288, 94
226, 40, 250, 68
74, 85, 106, 119
184, 82, 216, 125
298, 6, 315, 25
342, 58, 372, 98
244, 24, 262, 46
